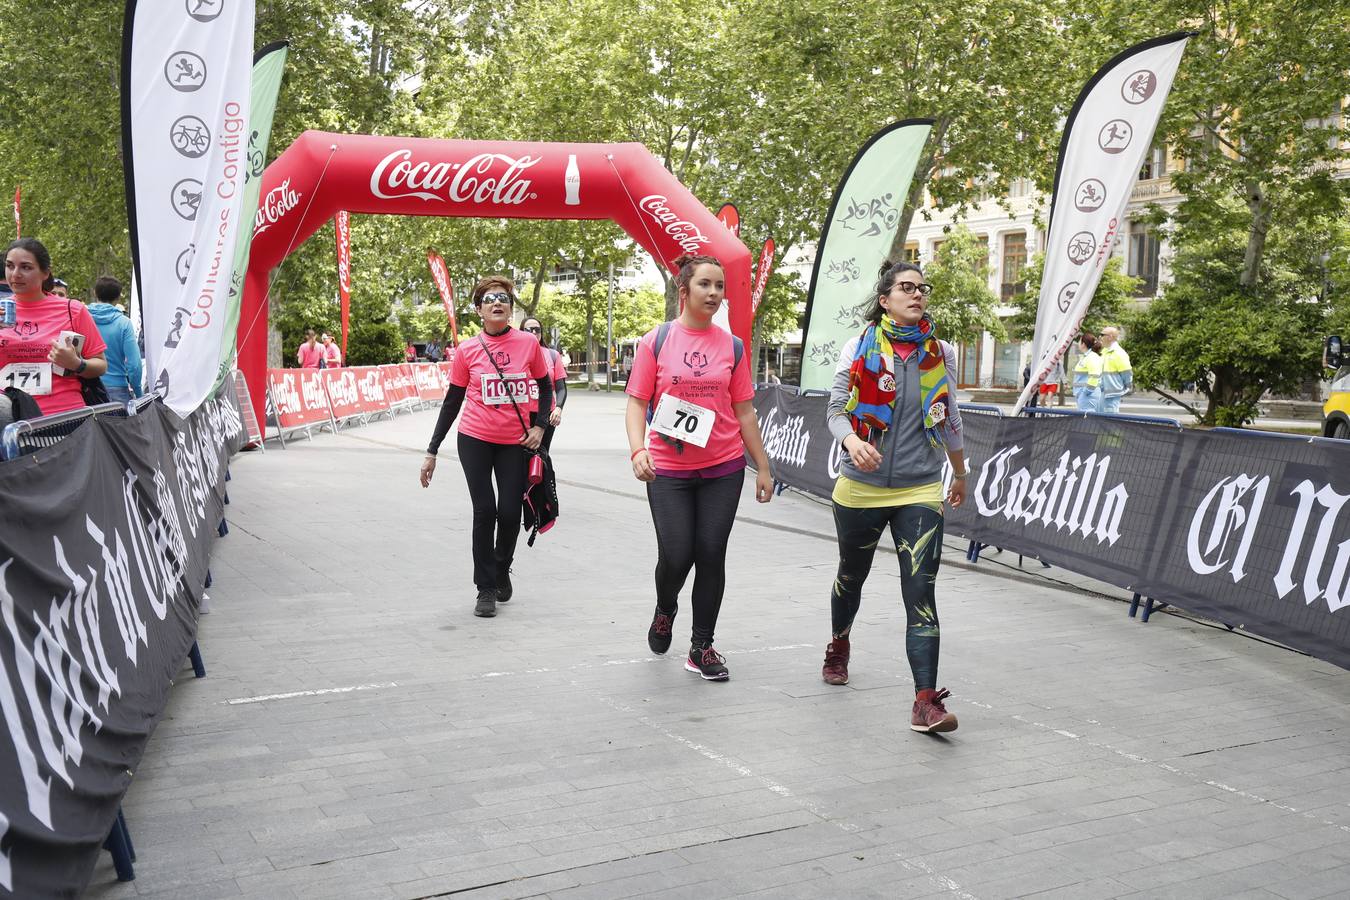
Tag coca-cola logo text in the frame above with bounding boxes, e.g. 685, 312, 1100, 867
638, 195, 711, 255
370, 150, 540, 205
255, 178, 300, 236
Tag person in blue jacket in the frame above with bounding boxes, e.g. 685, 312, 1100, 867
88, 276, 143, 404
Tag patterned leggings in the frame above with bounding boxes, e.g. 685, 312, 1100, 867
831, 502, 944, 691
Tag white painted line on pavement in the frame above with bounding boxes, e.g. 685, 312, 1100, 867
224, 681, 400, 705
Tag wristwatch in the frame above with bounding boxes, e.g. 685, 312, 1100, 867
75, 358, 87, 375
952, 469, 968, 479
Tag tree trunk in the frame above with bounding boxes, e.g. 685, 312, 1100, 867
585, 291, 596, 388
751, 315, 763, 381
661, 268, 677, 321
1240, 179, 1270, 289
890, 116, 951, 261
523, 257, 549, 317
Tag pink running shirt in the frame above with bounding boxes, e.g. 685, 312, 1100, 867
0, 296, 108, 415
526, 347, 566, 413
297, 342, 323, 368
625, 321, 752, 471
450, 328, 549, 444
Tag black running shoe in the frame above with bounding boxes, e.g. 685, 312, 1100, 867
474, 589, 497, 618
647, 608, 675, 654
496, 567, 513, 603
685, 645, 729, 681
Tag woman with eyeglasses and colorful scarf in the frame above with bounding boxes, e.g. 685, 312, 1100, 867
821, 260, 968, 734
521, 316, 567, 451
420, 277, 552, 619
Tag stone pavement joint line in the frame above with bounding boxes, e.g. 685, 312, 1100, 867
589, 688, 978, 899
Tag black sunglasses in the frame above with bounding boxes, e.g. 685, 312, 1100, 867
478, 291, 513, 306
524, 326, 542, 333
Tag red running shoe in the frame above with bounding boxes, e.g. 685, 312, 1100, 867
822, 638, 850, 685
911, 688, 958, 733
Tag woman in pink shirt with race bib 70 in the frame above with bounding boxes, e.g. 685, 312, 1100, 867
420, 277, 552, 619
625, 254, 774, 682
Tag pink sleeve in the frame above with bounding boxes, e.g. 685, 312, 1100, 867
729, 340, 753, 403
76, 305, 107, 357
552, 351, 566, 381
449, 342, 470, 386
529, 342, 548, 379
624, 334, 657, 401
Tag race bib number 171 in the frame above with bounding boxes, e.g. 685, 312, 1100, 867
1, 362, 52, 396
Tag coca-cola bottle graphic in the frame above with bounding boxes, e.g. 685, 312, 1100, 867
564, 154, 581, 206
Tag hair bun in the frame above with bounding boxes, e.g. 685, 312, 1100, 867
672, 253, 697, 270
877, 260, 897, 278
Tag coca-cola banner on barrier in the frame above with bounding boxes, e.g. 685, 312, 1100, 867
437, 361, 454, 393
0, 384, 244, 897
380, 364, 418, 406
266, 368, 333, 433
322, 366, 391, 421
122, 0, 254, 415
412, 362, 446, 402
237, 133, 751, 430
752, 385, 1350, 670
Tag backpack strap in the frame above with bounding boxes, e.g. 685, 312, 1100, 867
645, 321, 673, 424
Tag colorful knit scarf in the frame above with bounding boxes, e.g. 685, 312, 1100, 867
844, 315, 952, 448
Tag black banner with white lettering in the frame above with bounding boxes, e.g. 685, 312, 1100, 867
0, 385, 243, 898
754, 385, 1350, 670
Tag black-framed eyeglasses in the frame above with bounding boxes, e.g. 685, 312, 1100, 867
478, 291, 513, 306
524, 326, 542, 334
894, 281, 933, 296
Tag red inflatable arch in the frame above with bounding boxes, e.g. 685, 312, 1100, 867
239, 131, 752, 427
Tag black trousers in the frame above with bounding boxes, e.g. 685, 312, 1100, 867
831, 501, 945, 691
457, 432, 527, 590
645, 470, 743, 646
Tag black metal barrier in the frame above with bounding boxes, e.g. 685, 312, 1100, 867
754, 384, 1350, 671
0, 382, 245, 896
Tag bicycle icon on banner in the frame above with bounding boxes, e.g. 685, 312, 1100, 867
170, 116, 211, 159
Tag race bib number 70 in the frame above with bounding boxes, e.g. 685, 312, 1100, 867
1, 362, 52, 396
649, 393, 715, 448
480, 372, 530, 406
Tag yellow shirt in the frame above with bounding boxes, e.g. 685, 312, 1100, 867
832, 475, 944, 510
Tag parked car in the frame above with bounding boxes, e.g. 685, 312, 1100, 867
1324, 335, 1349, 440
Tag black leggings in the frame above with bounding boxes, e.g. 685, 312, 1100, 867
831, 502, 944, 691
646, 470, 743, 646
457, 432, 527, 589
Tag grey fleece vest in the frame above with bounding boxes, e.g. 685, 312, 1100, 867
828, 338, 947, 489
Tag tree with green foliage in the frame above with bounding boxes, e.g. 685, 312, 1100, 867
1006, 253, 1137, 342
1127, 213, 1333, 426
923, 226, 1006, 345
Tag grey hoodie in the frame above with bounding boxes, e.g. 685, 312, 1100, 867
826, 335, 964, 488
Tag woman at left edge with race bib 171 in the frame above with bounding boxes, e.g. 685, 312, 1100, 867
1, 238, 108, 415
419, 276, 551, 620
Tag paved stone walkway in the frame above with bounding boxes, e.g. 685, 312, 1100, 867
86, 392, 1350, 899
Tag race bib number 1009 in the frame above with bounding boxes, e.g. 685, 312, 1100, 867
480, 372, 530, 406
